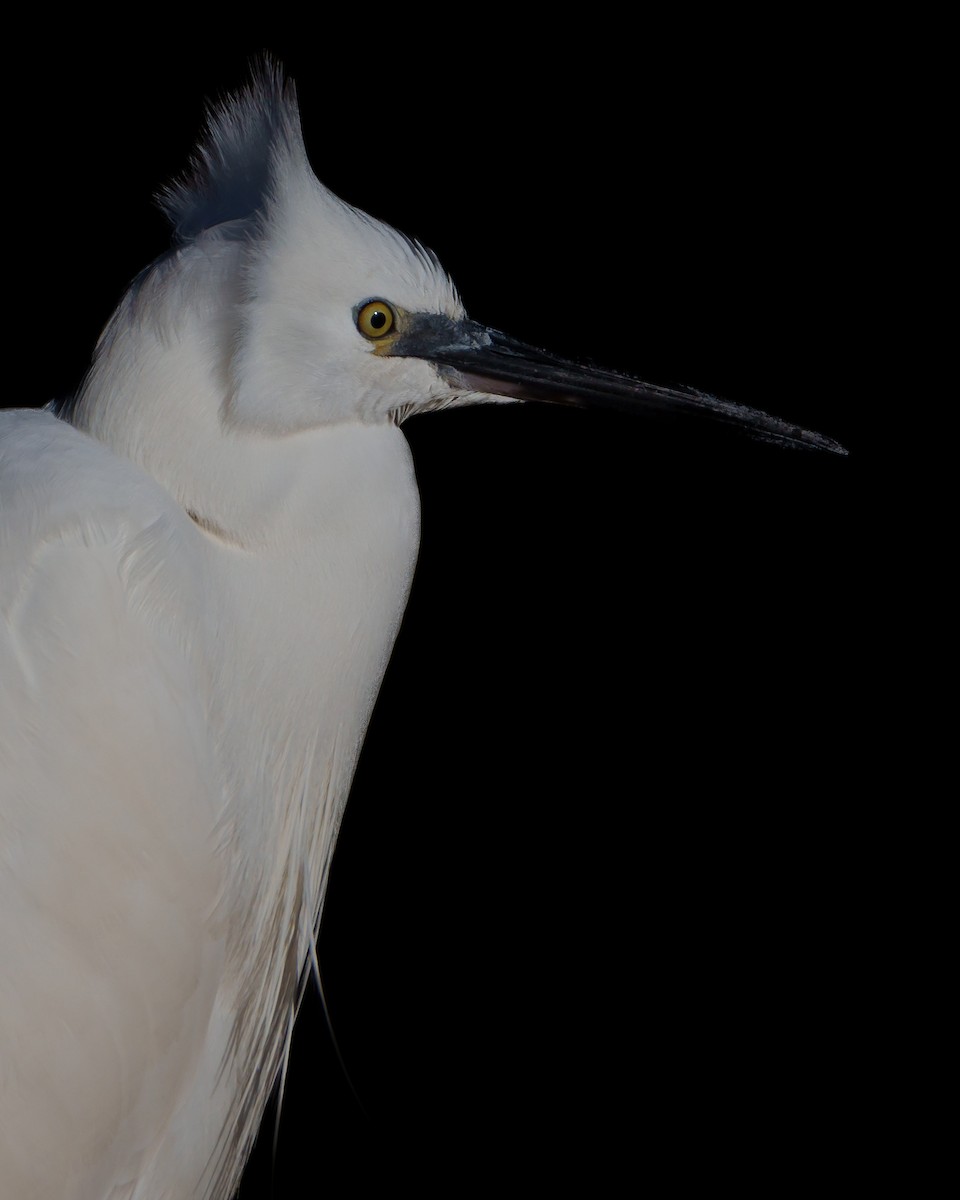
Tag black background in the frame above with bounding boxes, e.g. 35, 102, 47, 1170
10, 25, 868, 1196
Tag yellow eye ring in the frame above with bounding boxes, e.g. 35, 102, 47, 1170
356, 300, 395, 340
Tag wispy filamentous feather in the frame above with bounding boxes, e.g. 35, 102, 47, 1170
159, 58, 305, 244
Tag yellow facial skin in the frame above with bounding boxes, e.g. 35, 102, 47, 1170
357, 299, 413, 357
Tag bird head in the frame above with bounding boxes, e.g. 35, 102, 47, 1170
70, 59, 844, 479
150, 62, 844, 455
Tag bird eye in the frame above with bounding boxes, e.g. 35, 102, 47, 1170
356, 300, 395, 340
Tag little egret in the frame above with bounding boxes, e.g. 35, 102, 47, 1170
0, 64, 845, 1199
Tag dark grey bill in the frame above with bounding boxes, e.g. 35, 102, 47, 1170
389, 314, 847, 456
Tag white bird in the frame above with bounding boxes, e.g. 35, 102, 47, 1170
0, 64, 844, 1200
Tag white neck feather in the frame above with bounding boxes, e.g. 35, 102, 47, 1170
69, 226, 421, 1198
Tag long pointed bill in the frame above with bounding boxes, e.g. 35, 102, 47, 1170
387, 315, 847, 456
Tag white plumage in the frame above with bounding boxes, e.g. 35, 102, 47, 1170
0, 63, 844, 1199
1, 68, 440, 1199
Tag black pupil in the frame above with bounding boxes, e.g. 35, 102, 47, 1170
370, 309, 387, 330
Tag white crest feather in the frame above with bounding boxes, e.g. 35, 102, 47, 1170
159, 59, 307, 244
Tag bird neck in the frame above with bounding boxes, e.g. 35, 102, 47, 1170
193, 421, 419, 1173
67, 234, 422, 1160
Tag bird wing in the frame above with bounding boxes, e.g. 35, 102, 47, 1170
0, 410, 227, 1200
